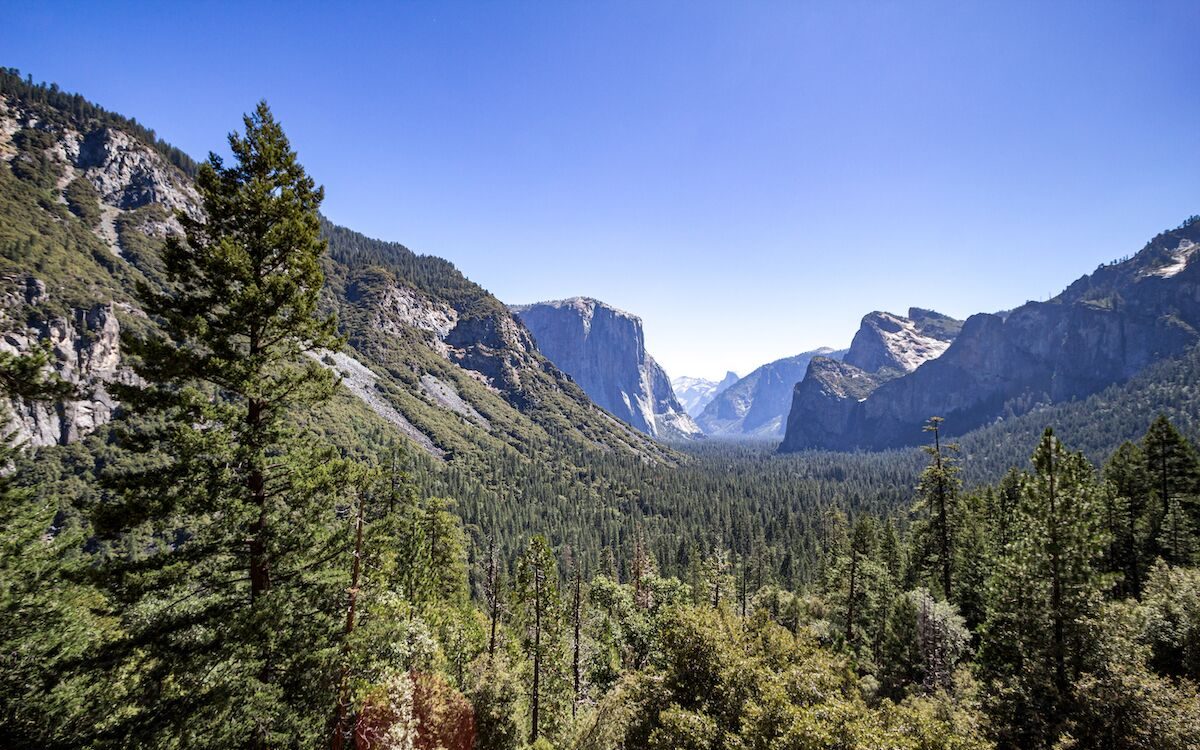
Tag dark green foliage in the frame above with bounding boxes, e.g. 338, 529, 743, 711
10, 127, 62, 190
63, 176, 101, 226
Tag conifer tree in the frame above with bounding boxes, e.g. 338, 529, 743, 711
979, 429, 1110, 748
99, 102, 351, 748
513, 535, 567, 744
1141, 414, 1200, 566
1104, 440, 1152, 597
912, 416, 961, 601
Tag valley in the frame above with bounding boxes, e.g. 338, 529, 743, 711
1, 59, 1198, 750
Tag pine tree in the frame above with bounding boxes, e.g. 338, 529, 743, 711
513, 535, 567, 744
1141, 414, 1200, 566
98, 102, 352, 748
913, 416, 961, 601
979, 429, 1110, 748
1104, 440, 1152, 597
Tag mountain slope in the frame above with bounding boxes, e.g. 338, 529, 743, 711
781, 309, 962, 450
696, 348, 845, 438
673, 371, 739, 417
781, 219, 1200, 451
511, 297, 702, 440
0, 70, 667, 465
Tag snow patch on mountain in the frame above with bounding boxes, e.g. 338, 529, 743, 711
1145, 238, 1197, 279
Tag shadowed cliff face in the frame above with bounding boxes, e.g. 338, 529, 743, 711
782, 219, 1200, 452
780, 308, 961, 451
512, 297, 702, 440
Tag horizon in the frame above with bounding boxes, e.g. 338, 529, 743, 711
5, 1, 1199, 380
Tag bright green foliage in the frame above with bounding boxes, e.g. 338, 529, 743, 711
1060, 599, 1200, 750
590, 606, 991, 750
1141, 560, 1200, 681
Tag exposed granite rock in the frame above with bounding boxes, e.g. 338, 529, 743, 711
2, 296, 125, 446
672, 372, 739, 418
697, 348, 844, 438
782, 219, 1200, 451
511, 297, 702, 440
780, 309, 960, 450
843, 308, 961, 374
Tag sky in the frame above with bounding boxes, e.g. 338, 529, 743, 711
4, 2, 1199, 380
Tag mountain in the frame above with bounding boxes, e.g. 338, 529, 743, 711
696, 347, 845, 438
781, 218, 1200, 451
672, 371, 739, 417
510, 297, 702, 440
843, 308, 963, 374
0, 70, 666, 464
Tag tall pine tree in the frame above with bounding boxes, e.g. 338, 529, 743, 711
99, 102, 352, 748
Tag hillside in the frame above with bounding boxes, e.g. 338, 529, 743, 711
0, 69, 667, 469
781, 221, 1200, 451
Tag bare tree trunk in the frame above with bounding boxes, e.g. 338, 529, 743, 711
572, 567, 582, 718
530, 568, 543, 744
332, 488, 367, 750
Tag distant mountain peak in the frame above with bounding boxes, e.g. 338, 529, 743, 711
782, 215, 1200, 452
695, 347, 845, 438
512, 298, 701, 440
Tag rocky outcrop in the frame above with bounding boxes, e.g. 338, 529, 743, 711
780, 309, 961, 450
74, 127, 197, 213
512, 297, 702, 440
2, 279, 125, 446
781, 218, 1200, 451
843, 309, 961, 374
672, 372, 739, 418
696, 349, 844, 438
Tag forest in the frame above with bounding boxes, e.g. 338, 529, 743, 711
1, 102, 1199, 750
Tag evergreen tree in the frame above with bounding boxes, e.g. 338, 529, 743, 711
911, 416, 961, 601
97, 102, 351, 748
512, 535, 568, 744
1141, 414, 1200, 566
979, 429, 1110, 749
1105, 440, 1153, 597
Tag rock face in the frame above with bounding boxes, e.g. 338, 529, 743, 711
1, 278, 126, 446
782, 218, 1200, 451
512, 297, 702, 439
781, 308, 963, 451
697, 348, 845, 438
843, 309, 962, 374
672, 372, 739, 417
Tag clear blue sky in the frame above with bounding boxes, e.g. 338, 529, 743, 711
5, 2, 1199, 380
